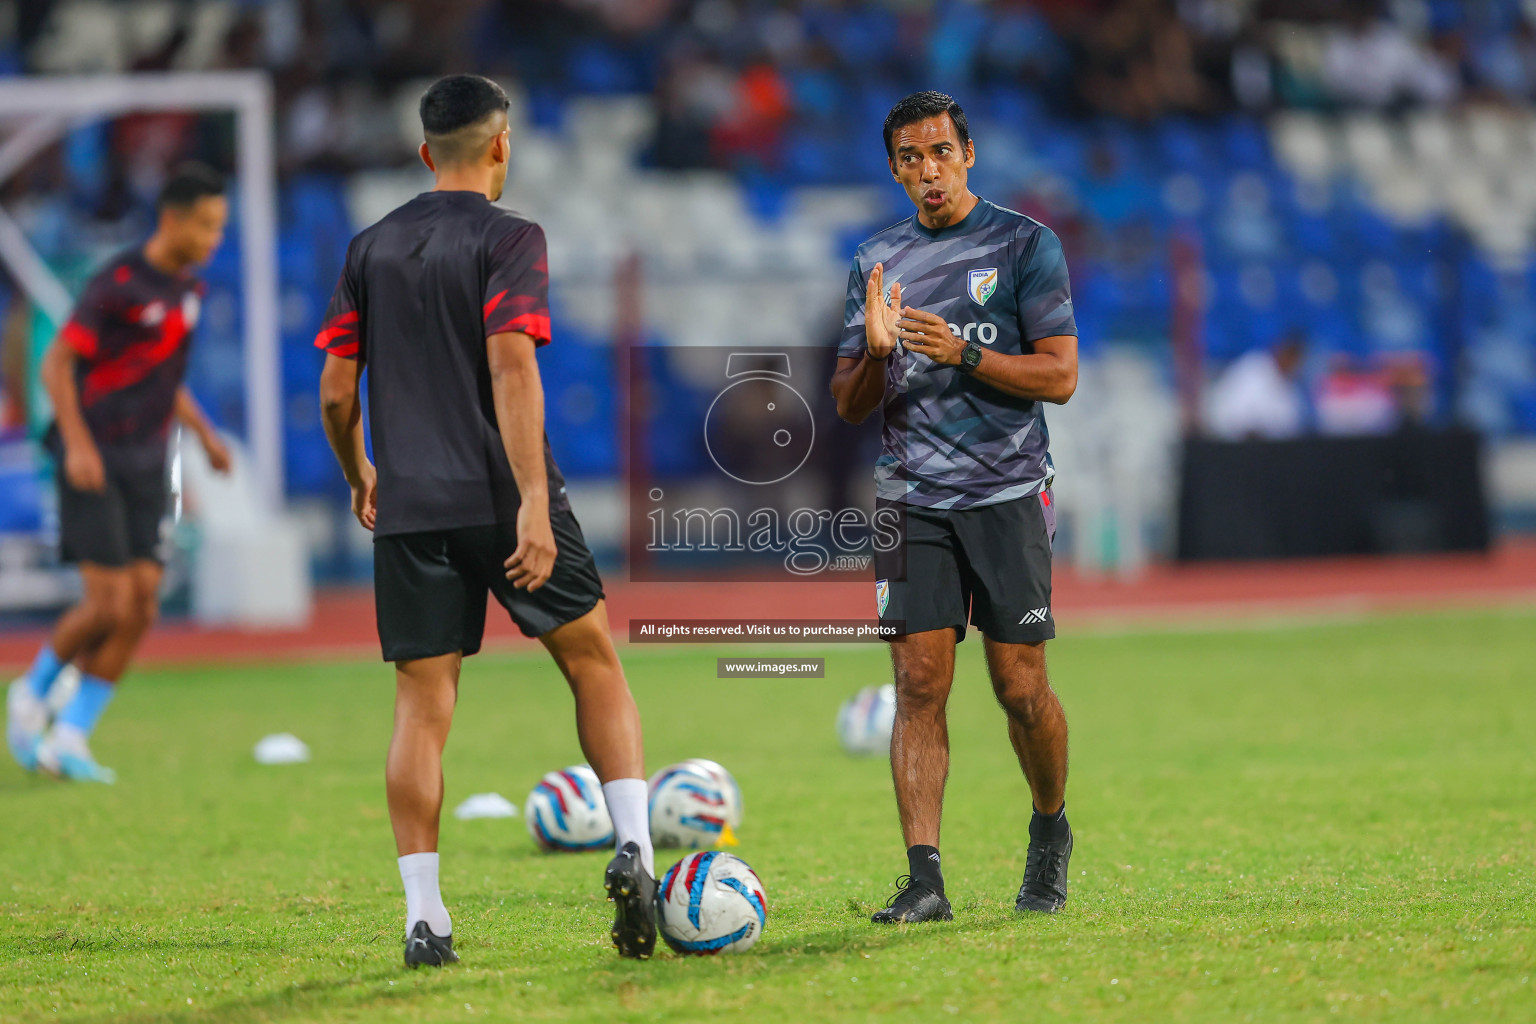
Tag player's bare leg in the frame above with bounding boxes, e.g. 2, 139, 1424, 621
984, 639, 1067, 813
49, 565, 135, 664
984, 637, 1073, 913
889, 629, 957, 848
77, 561, 162, 684
873, 628, 956, 923
388, 653, 460, 855
29, 563, 160, 783
540, 600, 656, 958
387, 652, 460, 966
9, 565, 129, 771
539, 602, 644, 785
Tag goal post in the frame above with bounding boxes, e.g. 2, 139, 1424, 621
0, 71, 282, 507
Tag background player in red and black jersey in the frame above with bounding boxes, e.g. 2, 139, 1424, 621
6, 165, 232, 784
315, 75, 656, 966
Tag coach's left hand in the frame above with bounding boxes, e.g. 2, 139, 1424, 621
896, 308, 964, 365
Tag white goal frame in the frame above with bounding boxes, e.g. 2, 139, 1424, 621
0, 71, 282, 506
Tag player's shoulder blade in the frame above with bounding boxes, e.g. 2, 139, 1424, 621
484, 205, 543, 245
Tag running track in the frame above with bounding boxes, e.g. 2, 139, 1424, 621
2, 542, 1533, 669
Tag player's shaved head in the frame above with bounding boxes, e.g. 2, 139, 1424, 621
420, 75, 511, 167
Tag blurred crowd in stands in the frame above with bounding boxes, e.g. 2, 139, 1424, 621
2, 0, 1536, 511
8, 1, 1536, 174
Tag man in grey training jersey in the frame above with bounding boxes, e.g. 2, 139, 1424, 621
830, 91, 1079, 923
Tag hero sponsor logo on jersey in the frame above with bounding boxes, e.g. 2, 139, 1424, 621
968, 268, 998, 305
946, 321, 998, 344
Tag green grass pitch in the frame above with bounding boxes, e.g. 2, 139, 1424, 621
2, 607, 1534, 1023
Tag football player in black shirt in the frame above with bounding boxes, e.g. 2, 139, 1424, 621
7, 165, 231, 784
316, 75, 655, 966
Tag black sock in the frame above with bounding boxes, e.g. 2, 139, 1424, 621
1030, 804, 1069, 843
906, 845, 944, 893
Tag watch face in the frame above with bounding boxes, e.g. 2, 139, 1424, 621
962, 344, 981, 369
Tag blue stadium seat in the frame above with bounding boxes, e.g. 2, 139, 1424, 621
1220, 116, 1271, 168
0, 441, 42, 533
1154, 118, 1214, 173
567, 41, 642, 94
1513, 387, 1536, 433
788, 68, 841, 123
982, 86, 1047, 135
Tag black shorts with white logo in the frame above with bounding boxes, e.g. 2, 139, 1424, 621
873, 490, 1056, 644
373, 510, 605, 662
57, 459, 169, 567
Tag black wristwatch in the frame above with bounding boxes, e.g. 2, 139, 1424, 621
957, 341, 983, 374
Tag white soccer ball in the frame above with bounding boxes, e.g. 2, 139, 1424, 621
837, 683, 896, 755
525, 765, 613, 852
648, 762, 731, 848
657, 851, 767, 955
680, 758, 744, 828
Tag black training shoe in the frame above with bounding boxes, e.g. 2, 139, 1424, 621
871, 875, 953, 924
605, 841, 657, 959
1016, 823, 1073, 913
404, 920, 459, 968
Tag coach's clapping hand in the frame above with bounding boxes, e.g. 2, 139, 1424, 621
65, 440, 107, 494
506, 501, 557, 591
351, 462, 377, 532
896, 308, 964, 365
864, 263, 901, 361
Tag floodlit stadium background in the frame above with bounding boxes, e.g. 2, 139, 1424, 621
1, 0, 1535, 642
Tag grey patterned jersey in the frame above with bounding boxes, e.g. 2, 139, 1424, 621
839, 199, 1078, 510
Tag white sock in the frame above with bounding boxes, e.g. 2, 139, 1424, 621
602, 778, 654, 877
398, 852, 451, 937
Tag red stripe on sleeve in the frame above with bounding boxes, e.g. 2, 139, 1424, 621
313, 310, 359, 356
483, 290, 507, 319
60, 320, 99, 359
489, 312, 552, 345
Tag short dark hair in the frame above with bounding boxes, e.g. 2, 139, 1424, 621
883, 91, 971, 160
420, 75, 510, 164
157, 162, 225, 212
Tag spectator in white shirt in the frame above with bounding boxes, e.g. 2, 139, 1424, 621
1206, 333, 1308, 440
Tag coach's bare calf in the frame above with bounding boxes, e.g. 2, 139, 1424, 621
888, 629, 1067, 849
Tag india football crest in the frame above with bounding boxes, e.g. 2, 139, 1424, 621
875, 579, 890, 616
968, 268, 998, 305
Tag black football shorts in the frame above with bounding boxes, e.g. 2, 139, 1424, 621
873, 489, 1057, 644
57, 460, 169, 567
373, 510, 606, 662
